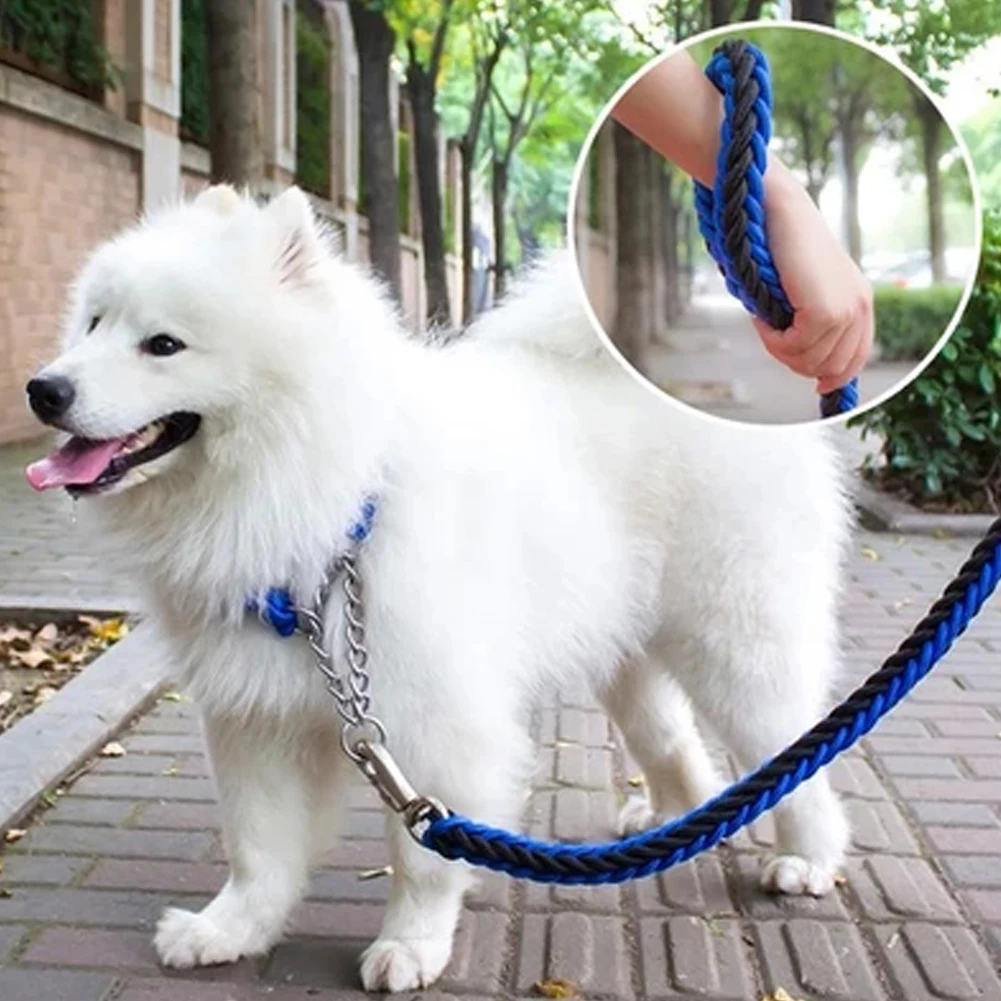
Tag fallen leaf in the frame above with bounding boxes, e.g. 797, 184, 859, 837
534, 979, 577, 999
12, 645, 52, 669
4, 829, 26, 844
33, 686, 58, 706
627, 775, 644, 788
0, 888, 12, 899
40, 791, 59, 808
87, 617, 129, 644
0, 626, 32, 645
861, 547, 880, 561
162, 691, 187, 703
834, 873, 848, 887
763, 990, 804, 1001
0, 691, 12, 709
161, 767, 178, 777
101, 742, 126, 758
933, 528, 952, 539
35, 623, 58, 643
358, 865, 393, 881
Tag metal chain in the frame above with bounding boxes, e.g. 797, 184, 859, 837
293, 548, 447, 839
294, 551, 386, 760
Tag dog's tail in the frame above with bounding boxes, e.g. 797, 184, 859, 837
465, 250, 606, 361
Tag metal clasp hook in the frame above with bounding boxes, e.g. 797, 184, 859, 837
353, 740, 449, 843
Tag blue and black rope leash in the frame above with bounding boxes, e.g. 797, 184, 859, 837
249, 42, 995, 879
251, 501, 1001, 883
419, 524, 1001, 882
693, 39, 860, 418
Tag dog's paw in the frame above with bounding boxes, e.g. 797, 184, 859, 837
155, 907, 248, 969
360, 936, 451, 992
617, 795, 661, 836
760, 855, 837, 897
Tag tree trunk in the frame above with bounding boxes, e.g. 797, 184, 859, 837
792, 0, 837, 25
492, 157, 510, 300
708, 0, 733, 27
349, 2, 401, 301
407, 68, 451, 329
460, 143, 475, 322
648, 150, 668, 343
205, 0, 262, 185
917, 95, 946, 283
662, 171, 681, 325
681, 209, 695, 308
840, 118, 863, 265
612, 123, 653, 369
459, 44, 505, 325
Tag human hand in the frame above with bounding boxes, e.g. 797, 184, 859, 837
752, 159, 874, 395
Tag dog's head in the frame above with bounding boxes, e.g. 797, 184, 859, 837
25, 185, 333, 497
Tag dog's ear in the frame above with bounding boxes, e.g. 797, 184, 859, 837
263, 187, 323, 289
193, 184, 242, 216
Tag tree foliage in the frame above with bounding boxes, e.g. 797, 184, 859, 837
851, 211, 1001, 510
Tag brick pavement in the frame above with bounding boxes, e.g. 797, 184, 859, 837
1, 530, 1000, 999
0, 440, 138, 612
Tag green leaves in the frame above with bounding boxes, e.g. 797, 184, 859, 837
0, 0, 118, 91
850, 210, 1001, 511
873, 286, 965, 362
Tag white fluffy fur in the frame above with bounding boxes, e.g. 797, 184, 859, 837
33, 186, 852, 990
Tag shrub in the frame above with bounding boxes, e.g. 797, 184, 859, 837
180, 0, 209, 145
873, 285, 965, 362
0, 0, 117, 94
850, 211, 1001, 511
295, 3, 331, 199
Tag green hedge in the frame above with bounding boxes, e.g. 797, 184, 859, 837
0, 0, 116, 93
295, 4, 331, 198
873, 285, 964, 362
180, 0, 209, 145
851, 211, 1001, 510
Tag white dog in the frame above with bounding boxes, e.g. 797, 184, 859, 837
25, 186, 850, 991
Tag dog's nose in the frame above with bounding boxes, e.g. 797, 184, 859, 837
26, 376, 76, 424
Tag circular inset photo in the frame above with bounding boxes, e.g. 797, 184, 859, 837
571, 23, 981, 425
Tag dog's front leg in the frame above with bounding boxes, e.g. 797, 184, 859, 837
155, 711, 346, 968
359, 817, 475, 992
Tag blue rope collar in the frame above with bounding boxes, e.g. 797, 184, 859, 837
693, 40, 860, 418
245, 495, 377, 637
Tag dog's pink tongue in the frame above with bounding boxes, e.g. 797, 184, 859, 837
25, 438, 125, 491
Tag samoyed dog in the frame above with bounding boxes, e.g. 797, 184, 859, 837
25, 185, 850, 991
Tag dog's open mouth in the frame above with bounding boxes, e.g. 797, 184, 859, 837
25, 412, 201, 495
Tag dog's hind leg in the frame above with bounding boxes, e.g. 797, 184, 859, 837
662, 628, 850, 897
599, 658, 724, 836
155, 712, 348, 969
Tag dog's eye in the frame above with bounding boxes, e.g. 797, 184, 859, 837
142, 334, 187, 357
86, 316, 100, 334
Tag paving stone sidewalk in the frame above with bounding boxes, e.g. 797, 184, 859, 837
1, 529, 1001, 999
641, 287, 913, 425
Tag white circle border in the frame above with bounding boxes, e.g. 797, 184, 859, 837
566, 18, 985, 430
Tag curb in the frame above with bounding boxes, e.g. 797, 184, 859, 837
853, 478, 997, 537
0, 622, 168, 832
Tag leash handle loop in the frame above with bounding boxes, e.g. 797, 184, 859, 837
693, 39, 860, 418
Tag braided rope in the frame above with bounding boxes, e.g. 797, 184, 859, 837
423, 520, 1001, 882
693, 39, 859, 418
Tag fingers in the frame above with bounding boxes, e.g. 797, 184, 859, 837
752, 291, 874, 394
